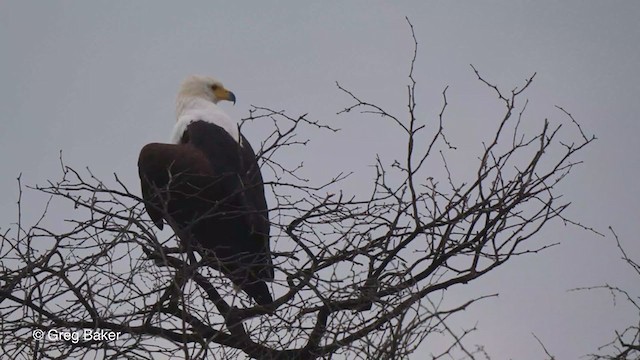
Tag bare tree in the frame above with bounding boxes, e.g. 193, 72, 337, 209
0, 24, 596, 359
575, 229, 640, 360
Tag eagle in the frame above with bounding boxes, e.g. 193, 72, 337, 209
137, 76, 273, 305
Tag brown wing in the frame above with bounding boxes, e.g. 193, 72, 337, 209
239, 134, 273, 281
138, 142, 213, 230
137, 123, 273, 305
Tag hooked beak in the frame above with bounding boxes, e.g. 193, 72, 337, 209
215, 86, 236, 105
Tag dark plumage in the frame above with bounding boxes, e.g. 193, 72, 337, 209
138, 76, 272, 305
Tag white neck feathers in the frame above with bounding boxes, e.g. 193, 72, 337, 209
171, 96, 241, 145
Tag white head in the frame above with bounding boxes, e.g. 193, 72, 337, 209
172, 75, 241, 145
177, 75, 236, 104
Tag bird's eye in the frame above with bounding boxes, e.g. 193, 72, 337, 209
211, 84, 219, 91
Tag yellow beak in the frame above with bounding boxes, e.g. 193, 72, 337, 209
215, 86, 236, 104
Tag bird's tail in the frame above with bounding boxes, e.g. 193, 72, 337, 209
220, 253, 273, 305
239, 279, 273, 306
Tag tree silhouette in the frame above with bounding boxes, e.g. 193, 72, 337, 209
0, 24, 598, 360
580, 229, 640, 360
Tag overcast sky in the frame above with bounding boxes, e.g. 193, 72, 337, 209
1, 1, 639, 358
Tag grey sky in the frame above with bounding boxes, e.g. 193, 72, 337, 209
1, 1, 639, 358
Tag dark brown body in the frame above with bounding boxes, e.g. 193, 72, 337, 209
138, 120, 272, 305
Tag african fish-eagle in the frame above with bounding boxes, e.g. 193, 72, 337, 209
137, 76, 273, 305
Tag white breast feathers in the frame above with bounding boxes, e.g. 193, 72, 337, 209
171, 97, 240, 145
